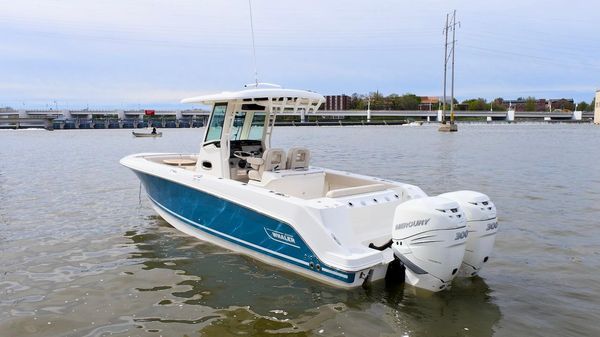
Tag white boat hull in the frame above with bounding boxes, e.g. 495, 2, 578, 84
120, 86, 498, 292
125, 161, 381, 287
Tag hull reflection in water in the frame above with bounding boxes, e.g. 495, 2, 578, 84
125, 218, 501, 336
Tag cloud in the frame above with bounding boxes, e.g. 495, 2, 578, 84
1, 0, 599, 107
0, 80, 210, 107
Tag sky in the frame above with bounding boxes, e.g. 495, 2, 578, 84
1, 0, 598, 109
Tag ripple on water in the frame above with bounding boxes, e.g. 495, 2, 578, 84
0, 126, 599, 336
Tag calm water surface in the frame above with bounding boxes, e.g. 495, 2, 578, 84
1, 124, 599, 337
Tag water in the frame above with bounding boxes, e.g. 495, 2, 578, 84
1, 124, 599, 337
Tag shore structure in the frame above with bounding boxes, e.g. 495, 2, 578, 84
0, 107, 594, 130
595, 90, 600, 125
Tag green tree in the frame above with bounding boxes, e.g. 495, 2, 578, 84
491, 98, 507, 111
491, 102, 507, 111
587, 98, 595, 112
396, 93, 421, 110
461, 98, 487, 111
370, 91, 385, 110
577, 101, 589, 111
524, 97, 537, 112
349, 93, 366, 110
388, 93, 401, 110
471, 98, 488, 111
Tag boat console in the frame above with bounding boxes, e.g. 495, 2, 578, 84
228, 139, 263, 181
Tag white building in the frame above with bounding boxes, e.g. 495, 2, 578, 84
595, 90, 600, 125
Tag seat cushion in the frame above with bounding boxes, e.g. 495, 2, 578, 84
248, 170, 261, 181
287, 147, 310, 170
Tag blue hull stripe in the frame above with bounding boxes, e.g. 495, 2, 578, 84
148, 194, 310, 267
135, 172, 355, 284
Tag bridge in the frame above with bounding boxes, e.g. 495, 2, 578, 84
0, 109, 209, 129
301, 109, 590, 122
0, 116, 55, 130
0, 108, 593, 130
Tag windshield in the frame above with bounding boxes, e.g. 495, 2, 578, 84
249, 113, 265, 139
230, 111, 265, 141
204, 103, 227, 142
230, 111, 246, 140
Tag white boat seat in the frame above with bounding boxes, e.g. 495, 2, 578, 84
248, 148, 287, 181
287, 147, 310, 170
325, 183, 388, 198
246, 156, 264, 168
248, 170, 261, 181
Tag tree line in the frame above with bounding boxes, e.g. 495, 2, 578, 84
346, 92, 596, 112
348, 92, 421, 110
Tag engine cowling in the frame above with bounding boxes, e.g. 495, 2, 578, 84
438, 191, 498, 277
391, 196, 468, 292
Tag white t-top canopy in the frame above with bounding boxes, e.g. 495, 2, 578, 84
181, 86, 325, 112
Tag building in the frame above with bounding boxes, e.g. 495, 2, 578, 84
417, 96, 466, 111
322, 95, 351, 110
595, 90, 600, 125
418, 96, 440, 111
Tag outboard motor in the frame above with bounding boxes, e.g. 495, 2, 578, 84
391, 196, 468, 292
438, 191, 498, 277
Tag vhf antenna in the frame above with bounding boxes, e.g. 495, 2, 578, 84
248, 0, 259, 86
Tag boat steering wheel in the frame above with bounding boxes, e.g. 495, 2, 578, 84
233, 150, 254, 159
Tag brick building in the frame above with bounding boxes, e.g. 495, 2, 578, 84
417, 96, 440, 111
322, 95, 351, 110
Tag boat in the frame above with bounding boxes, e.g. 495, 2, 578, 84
132, 131, 162, 137
120, 84, 499, 292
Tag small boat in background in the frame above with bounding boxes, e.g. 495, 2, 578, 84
132, 130, 162, 137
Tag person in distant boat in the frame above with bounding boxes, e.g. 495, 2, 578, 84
151, 127, 157, 135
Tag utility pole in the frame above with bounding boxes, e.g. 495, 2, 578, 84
439, 10, 460, 132
441, 13, 449, 124
450, 10, 457, 124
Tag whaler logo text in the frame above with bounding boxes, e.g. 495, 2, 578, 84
264, 228, 299, 248
395, 218, 430, 230
272, 231, 296, 244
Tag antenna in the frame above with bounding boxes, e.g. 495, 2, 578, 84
248, 0, 259, 86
